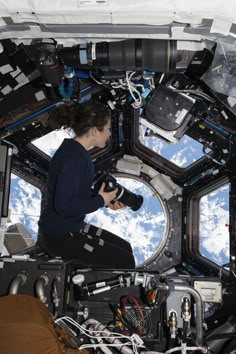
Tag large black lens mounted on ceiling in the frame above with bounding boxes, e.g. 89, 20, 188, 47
31, 39, 179, 85
59, 39, 177, 73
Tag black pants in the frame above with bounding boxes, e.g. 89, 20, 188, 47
39, 223, 135, 268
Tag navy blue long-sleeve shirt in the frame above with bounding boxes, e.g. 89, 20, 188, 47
38, 138, 104, 233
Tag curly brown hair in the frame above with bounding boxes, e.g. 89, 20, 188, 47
49, 100, 110, 136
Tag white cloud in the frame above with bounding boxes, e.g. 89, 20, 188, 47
199, 186, 230, 264
9, 175, 41, 240
171, 149, 188, 166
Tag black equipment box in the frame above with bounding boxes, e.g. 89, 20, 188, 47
143, 84, 195, 131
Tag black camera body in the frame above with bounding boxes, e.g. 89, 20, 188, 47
101, 174, 118, 193
94, 173, 143, 212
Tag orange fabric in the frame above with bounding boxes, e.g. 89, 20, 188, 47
0, 294, 87, 354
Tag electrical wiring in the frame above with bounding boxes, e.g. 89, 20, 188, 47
55, 316, 144, 353
90, 69, 148, 108
202, 137, 233, 167
111, 78, 130, 90
219, 262, 231, 279
121, 295, 145, 335
90, 71, 109, 85
133, 83, 145, 91
89, 337, 114, 354
56, 316, 123, 339
164, 346, 208, 353
113, 296, 152, 337
159, 73, 165, 84
169, 86, 215, 103
219, 262, 236, 279
125, 71, 143, 108
78, 341, 139, 353
110, 303, 137, 332
110, 81, 126, 89
202, 145, 227, 166
149, 76, 155, 89
183, 90, 215, 103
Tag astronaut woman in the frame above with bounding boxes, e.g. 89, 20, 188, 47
38, 100, 135, 268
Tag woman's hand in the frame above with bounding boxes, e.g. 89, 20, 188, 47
98, 182, 118, 206
108, 201, 127, 211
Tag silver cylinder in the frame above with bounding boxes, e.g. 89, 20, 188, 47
35, 275, 49, 303
8, 273, 27, 295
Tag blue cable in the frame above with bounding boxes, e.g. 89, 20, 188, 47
74, 70, 90, 78
58, 66, 75, 98
80, 85, 92, 93
58, 77, 74, 98
204, 119, 231, 138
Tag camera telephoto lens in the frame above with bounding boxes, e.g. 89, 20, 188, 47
117, 187, 143, 211
94, 173, 143, 211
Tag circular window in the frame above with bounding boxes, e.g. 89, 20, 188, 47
85, 176, 167, 265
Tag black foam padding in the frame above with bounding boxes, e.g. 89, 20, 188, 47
144, 85, 194, 131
